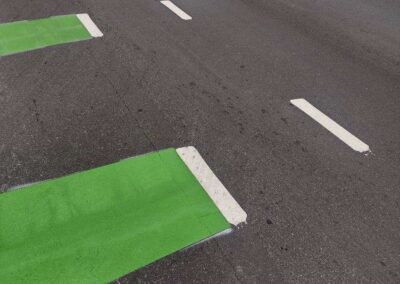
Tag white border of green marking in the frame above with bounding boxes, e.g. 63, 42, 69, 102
77, 14, 103, 38
177, 146, 247, 226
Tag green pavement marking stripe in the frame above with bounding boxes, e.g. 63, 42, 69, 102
0, 148, 231, 283
0, 14, 98, 56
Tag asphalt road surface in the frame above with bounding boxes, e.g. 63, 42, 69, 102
1, 0, 400, 283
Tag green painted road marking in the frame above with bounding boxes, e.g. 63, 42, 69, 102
0, 148, 231, 283
0, 14, 102, 56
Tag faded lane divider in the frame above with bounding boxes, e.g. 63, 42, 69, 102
0, 13, 103, 56
0, 147, 246, 283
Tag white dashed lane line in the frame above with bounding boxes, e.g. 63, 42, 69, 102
291, 98, 370, 154
161, 1, 192, 20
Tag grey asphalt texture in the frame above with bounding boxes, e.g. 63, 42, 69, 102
1, 0, 400, 283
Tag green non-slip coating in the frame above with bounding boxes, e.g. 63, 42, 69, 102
0, 15, 92, 56
0, 148, 230, 283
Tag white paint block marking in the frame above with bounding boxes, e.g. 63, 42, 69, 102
77, 14, 103, 38
177, 146, 247, 226
291, 98, 370, 153
160, 1, 192, 20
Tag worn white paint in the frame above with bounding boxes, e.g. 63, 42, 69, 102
291, 98, 370, 153
177, 146, 247, 226
184, 228, 233, 250
160, 1, 192, 20
77, 14, 103, 38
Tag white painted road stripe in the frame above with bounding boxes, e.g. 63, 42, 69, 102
161, 1, 192, 20
291, 99, 370, 153
177, 146, 247, 226
77, 14, 103, 38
